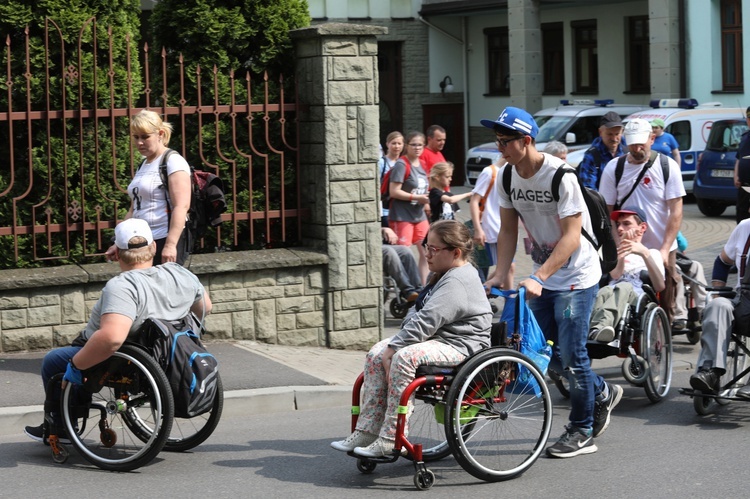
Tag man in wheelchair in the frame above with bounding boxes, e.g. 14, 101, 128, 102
690, 218, 750, 397
588, 206, 665, 342
24, 218, 212, 443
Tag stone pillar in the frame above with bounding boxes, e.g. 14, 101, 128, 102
508, 0, 542, 112
291, 23, 387, 350
649, 0, 681, 98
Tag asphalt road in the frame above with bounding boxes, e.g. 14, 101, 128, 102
1, 367, 748, 498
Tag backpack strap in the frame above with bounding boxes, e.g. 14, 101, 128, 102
552, 167, 597, 249
613, 151, 658, 210
502, 163, 512, 197
479, 164, 498, 214
659, 152, 670, 184
740, 233, 750, 280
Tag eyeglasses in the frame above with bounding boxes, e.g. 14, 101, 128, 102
408, 143, 425, 148
495, 136, 525, 148
422, 244, 452, 256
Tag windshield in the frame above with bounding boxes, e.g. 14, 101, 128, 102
534, 115, 553, 129
535, 116, 574, 143
706, 120, 748, 152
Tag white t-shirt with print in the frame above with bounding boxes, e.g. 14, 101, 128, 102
498, 153, 601, 291
609, 248, 665, 296
722, 218, 750, 290
127, 150, 191, 239
598, 153, 685, 251
471, 164, 501, 243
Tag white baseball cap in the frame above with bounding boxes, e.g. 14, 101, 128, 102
114, 218, 153, 250
623, 118, 653, 145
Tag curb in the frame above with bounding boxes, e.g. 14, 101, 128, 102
1, 359, 695, 439
0, 385, 352, 438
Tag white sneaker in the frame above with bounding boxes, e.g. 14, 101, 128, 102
354, 437, 405, 458
330, 430, 377, 452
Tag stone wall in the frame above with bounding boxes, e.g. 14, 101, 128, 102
1, 23, 387, 354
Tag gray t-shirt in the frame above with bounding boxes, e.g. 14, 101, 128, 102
81, 262, 205, 341
387, 158, 428, 223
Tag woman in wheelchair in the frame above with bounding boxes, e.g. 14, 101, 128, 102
588, 206, 665, 343
24, 218, 211, 443
331, 220, 492, 458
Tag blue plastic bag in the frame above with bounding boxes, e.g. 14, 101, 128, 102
496, 287, 549, 396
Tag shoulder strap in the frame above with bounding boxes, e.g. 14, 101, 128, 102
479, 165, 498, 214
614, 151, 658, 210
614, 155, 627, 186
552, 167, 597, 248
159, 148, 177, 212
502, 163, 512, 197
741, 233, 750, 280
659, 152, 670, 184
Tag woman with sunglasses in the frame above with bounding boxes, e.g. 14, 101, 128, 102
331, 220, 492, 458
105, 110, 192, 266
387, 131, 431, 284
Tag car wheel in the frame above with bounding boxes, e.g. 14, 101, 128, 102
695, 197, 727, 217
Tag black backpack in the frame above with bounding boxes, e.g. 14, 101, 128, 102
158, 149, 228, 246
141, 314, 219, 418
502, 165, 618, 274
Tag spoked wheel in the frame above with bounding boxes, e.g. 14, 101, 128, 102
642, 304, 672, 403
445, 348, 552, 482
61, 345, 174, 472
718, 336, 749, 405
403, 392, 451, 462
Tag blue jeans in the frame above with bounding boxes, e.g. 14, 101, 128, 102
529, 285, 605, 429
42, 346, 82, 392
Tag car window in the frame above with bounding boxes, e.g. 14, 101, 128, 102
536, 116, 573, 143
534, 115, 553, 128
706, 120, 749, 152
566, 116, 601, 146
665, 120, 691, 150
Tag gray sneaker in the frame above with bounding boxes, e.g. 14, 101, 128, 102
546, 426, 597, 458
593, 383, 623, 437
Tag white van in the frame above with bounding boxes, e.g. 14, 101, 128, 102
464, 100, 649, 185
569, 99, 745, 193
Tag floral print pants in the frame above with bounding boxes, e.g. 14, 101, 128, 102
355, 337, 466, 439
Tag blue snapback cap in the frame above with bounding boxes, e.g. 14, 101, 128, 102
480, 106, 539, 139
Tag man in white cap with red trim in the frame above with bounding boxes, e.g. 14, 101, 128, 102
24, 218, 212, 444
598, 118, 685, 328
482, 106, 622, 459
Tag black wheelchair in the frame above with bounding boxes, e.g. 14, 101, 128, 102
345, 323, 553, 490
46, 319, 223, 472
679, 287, 750, 415
549, 275, 673, 403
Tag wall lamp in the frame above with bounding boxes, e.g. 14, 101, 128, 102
439, 75, 454, 94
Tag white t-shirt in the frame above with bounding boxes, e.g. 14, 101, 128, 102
498, 153, 601, 291
598, 153, 685, 252
127, 150, 191, 239
609, 248, 665, 296
471, 164, 501, 243
722, 218, 750, 289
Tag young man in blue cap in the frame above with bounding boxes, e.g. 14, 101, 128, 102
482, 107, 622, 458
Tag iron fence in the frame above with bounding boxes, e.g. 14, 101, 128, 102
0, 18, 302, 266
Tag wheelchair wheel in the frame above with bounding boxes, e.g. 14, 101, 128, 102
693, 391, 715, 415
718, 335, 750, 405
389, 299, 408, 319
403, 393, 451, 462
686, 328, 701, 345
444, 348, 552, 482
125, 373, 224, 452
641, 304, 672, 403
61, 344, 174, 472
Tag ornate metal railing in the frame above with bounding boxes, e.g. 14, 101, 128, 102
0, 18, 301, 266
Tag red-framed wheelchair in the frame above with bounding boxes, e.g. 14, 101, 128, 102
344, 323, 553, 490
